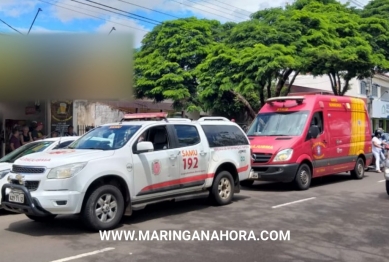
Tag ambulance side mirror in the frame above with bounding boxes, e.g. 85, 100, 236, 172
136, 141, 154, 153
308, 125, 320, 139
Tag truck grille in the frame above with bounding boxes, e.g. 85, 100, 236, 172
252, 153, 273, 163
12, 165, 45, 174
10, 180, 40, 191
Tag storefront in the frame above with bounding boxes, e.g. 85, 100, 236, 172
371, 99, 389, 131
0, 101, 49, 157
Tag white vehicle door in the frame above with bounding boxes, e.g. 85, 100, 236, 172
172, 124, 210, 189
131, 124, 180, 198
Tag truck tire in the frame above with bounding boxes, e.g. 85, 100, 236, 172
26, 214, 57, 222
210, 171, 234, 205
240, 180, 254, 187
386, 181, 389, 196
294, 163, 311, 191
351, 157, 365, 179
81, 184, 124, 231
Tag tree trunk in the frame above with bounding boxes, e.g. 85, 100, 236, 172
341, 79, 350, 96
266, 76, 272, 99
274, 68, 293, 97
328, 73, 339, 95
230, 90, 257, 119
285, 71, 300, 95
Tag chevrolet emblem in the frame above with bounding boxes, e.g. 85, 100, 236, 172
15, 174, 25, 185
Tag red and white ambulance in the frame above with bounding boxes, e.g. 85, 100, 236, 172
244, 93, 373, 190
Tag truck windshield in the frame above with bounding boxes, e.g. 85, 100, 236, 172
67, 125, 141, 150
0, 141, 54, 163
247, 111, 309, 136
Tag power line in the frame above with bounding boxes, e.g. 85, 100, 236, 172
84, 0, 162, 25
198, 0, 250, 18
170, 0, 239, 22
0, 18, 23, 34
116, 0, 181, 19
208, 0, 252, 15
72, 0, 160, 26
187, 0, 248, 20
37, 0, 149, 32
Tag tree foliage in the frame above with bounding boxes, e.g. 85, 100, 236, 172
134, 0, 389, 120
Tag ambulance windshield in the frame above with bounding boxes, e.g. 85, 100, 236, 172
247, 111, 309, 136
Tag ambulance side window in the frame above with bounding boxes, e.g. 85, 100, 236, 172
310, 112, 324, 134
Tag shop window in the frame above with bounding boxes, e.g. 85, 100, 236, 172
360, 81, 367, 95
372, 84, 378, 97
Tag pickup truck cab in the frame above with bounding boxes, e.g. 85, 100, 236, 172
1, 113, 251, 231
244, 94, 372, 190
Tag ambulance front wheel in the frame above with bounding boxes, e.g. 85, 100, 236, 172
294, 163, 311, 191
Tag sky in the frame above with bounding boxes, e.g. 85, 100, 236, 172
0, 0, 366, 48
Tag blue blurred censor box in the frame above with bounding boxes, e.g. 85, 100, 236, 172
0, 34, 134, 101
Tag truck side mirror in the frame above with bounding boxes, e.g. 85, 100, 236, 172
308, 125, 320, 139
136, 141, 154, 153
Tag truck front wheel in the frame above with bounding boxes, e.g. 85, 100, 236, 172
386, 181, 389, 196
294, 163, 311, 191
81, 185, 124, 231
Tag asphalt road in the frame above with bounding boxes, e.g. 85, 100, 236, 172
1, 171, 389, 262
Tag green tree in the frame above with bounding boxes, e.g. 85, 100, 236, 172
296, 1, 385, 95
134, 17, 229, 111
360, 0, 389, 73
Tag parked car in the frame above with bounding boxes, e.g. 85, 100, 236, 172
0, 136, 79, 208
244, 94, 373, 190
1, 113, 251, 231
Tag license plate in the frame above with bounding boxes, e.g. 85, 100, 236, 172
9, 191, 24, 204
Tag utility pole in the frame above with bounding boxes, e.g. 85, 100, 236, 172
28, 8, 42, 34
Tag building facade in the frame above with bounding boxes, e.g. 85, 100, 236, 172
291, 73, 389, 131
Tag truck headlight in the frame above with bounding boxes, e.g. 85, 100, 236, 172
0, 169, 10, 179
273, 149, 293, 162
47, 162, 87, 179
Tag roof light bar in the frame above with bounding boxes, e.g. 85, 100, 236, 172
120, 112, 168, 122
266, 96, 305, 105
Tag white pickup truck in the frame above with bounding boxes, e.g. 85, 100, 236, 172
1, 113, 252, 231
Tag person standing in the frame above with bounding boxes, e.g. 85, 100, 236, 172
64, 125, 78, 136
32, 122, 46, 141
372, 130, 384, 173
9, 128, 21, 151
20, 125, 33, 145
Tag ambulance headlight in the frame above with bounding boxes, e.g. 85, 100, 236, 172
273, 149, 293, 162
47, 162, 87, 179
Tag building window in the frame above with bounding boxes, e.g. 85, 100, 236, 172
360, 81, 367, 95
372, 84, 378, 97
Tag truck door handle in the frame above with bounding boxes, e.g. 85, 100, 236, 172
323, 140, 327, 144
200, 151, 207, 156
170, 151, 180, 160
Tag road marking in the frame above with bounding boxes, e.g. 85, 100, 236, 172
50, 247, 115, 262
272, 197, 316, 209
378, 180, 386, 183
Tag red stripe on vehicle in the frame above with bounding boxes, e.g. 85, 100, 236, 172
140, 165, 249, 192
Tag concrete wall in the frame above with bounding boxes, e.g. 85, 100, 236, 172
74, 100, 125, 126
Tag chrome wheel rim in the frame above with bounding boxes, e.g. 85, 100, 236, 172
218, 177, 231, 199
357, 162, 364, 176
95, 194, 117, 223
300, 170, 309, 185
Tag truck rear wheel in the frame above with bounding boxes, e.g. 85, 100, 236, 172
210, 171, 234, 205
294, 163, 311, 191
81, 185, 124, 231
351, 157, 365, 179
